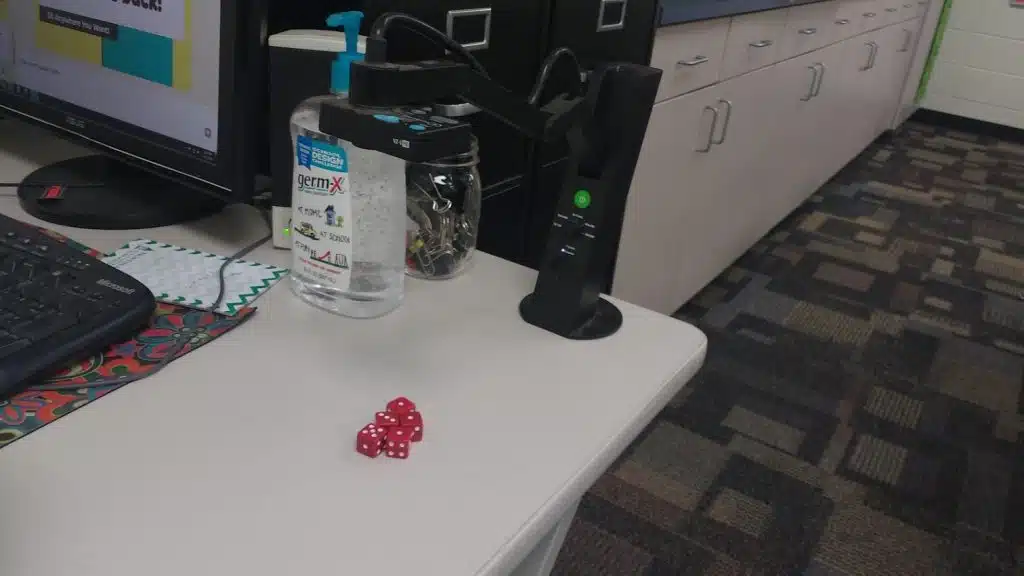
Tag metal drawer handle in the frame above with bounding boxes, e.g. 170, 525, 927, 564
860, 41, 876, 70
713, 99, 733, 145
698, 105, 719, 153
811, 63, 826, 97
799, 27, 818, 35
886, 7, 899, 12
446, 7, 492, 51
835, 18, 851, 25
597, 0, 629, 32
918, 1, 927, 4
904, 3, 913, 7
864, 11, 877, 17
749, 39, 774, 48
802, 65, 819, 101
900, 29, 913, 52
677, 55, 710, 67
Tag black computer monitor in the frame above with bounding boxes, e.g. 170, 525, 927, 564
0, 0, 263, 229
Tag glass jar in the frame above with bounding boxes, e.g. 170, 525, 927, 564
405, 139, 481, 280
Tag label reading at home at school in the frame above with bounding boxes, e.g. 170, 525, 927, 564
292, 135, 353, 290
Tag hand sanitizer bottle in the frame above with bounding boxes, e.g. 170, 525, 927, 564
289, 11, 407, 318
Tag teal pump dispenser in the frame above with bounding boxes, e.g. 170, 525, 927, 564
326, 11, 364, 94
288, 9, 407, 318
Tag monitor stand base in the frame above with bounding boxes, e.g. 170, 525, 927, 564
17, 155, 225, 230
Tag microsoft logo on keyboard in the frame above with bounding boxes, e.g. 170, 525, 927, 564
95, 279, 137, 295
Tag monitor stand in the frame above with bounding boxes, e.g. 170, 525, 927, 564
17, 155, 226, 230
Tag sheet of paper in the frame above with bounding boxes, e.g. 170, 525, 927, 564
102, 239, 288, 316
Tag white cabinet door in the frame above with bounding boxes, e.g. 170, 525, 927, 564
804, 41, 859, 186
696, 63, 794, 288
839, 26, 894, 143
612, 85, 725, 314
772, 41, 852, 207
873, 23, 918, 135
835, 30, 886, 158
772, 49, 838, 210
892, 14, 933, 127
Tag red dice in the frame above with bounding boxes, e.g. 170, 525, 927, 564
386, 396, 416, 414
375, 411, 400, 427
356, 423, 387, 458
385, 435, 411, 459
398, 411, 424, 442
357, 397, 422, 460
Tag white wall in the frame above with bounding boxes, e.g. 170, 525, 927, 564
922, 0, 1024, 128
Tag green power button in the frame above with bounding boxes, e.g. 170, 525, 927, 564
573, 189, 592, 209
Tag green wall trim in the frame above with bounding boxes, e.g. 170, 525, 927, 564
917, 0, 954, 102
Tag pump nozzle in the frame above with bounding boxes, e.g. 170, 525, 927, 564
326, 11, 364, 94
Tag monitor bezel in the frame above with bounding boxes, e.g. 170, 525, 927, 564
0, 0, 261, 203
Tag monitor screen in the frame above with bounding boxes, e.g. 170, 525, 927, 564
0, 0, 250, 196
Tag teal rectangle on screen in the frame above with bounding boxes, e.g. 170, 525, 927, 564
102, 27, 174, 87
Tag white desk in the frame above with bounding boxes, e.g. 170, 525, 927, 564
0, 120, 707, 576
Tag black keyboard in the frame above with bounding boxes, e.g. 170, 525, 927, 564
0, 213, 155, 398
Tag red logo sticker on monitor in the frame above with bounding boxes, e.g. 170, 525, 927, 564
39, 185, 66, 201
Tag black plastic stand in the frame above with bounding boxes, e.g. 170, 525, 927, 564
319, 14, 662, 341
518, 64, 661, 341
519, 294, 622, 340
17, 155, 225, 230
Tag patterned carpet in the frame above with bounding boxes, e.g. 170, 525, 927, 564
552, 120, 1024, 575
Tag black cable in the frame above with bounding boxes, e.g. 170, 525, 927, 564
33, 218, 273, 391
529, 47, 583, 106
369, 12, 489, 78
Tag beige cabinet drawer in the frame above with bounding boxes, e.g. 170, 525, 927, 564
856, 0, 885, 31
878, 0, 904, 25
779, 1, 840, 60
651, 19, 729, 102
897, 0, 918, 21
721, 9, 788, 79
833, 2, 861, 40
